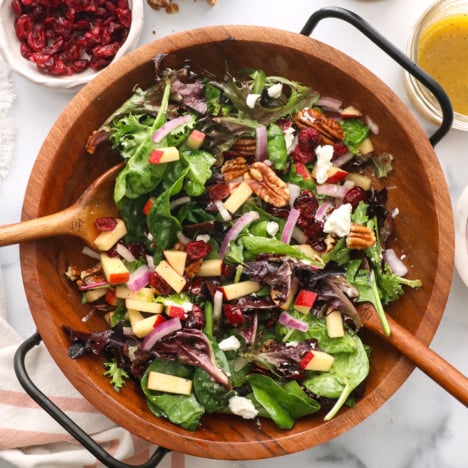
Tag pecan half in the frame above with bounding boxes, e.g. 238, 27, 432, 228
244, 162, 290, 207
230, 137, 257, 157
294, 108, 345, 144
346, 223, 376, 250
221, 156, 249, 182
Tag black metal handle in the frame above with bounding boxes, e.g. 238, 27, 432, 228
14, 332, 170, 468
300, 6, 453, 147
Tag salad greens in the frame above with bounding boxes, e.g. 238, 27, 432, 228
65, 58, 422, 431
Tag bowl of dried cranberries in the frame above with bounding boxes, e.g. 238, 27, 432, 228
0, 0, 144, 90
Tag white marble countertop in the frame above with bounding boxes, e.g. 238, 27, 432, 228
1, 0, 468, 467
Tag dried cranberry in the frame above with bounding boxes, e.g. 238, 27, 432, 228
292, 145, 315, 164
149, 272, 174, 296
184, 304, 205, 329
297, 127, 321, 153
95, 217, 117, 231
294, 190, 319, 227
14, 15, 32, 40
223, 304, 244, 326
208, 183, 230, 201
333, 141, 349, 156
343, 186, 367, 209
186, 240, 211, 261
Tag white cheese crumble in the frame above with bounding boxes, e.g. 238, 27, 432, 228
196, 234, 211, 243
314, 145, 334, 184
246, 93, 261, 109
266, 221, 280, 237
283, 126, 296, 153
228, 395, 259, 419
267, 82, 283, 98
218, 335, 241, 352
323, 203, 352, 237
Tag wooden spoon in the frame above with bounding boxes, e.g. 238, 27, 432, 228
358, 302, 468, 406
0, 163, 123, 250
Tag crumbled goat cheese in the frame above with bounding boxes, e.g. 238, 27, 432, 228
219, 335, 241, 351
267, 83, 283, 98
323, 203, 352, 237
196, 234, 211, 243
315, 145, 334, 184
246, 93, 261, 109
266, 221, 280, 237
283, 126, 296, 153
228, 395, 259, 419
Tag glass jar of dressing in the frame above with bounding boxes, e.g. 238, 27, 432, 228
405, 0, 468, 130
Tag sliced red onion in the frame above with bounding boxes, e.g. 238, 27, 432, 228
176, 230, 192, 245
316, 96, 343, 113
383, 249, 408, 276
365, 115, 379, 135
315, 200, 333, 222
255, 125, 267, 161
316, 183, 349, 198
333, 151, 354, 168
213, 289, 223, 321
141, 317, 182, 351
146, 254, 155, 272
170, 196, 191, 210
127, 264, 150, 292
81, 246, 101, 260
116, 243, 136, 263
219, 211, 260, 258
152, 115, 192, 143
292, 226, 308, 244
278, 311, 309, 332
214, 199, 232, 222
280, 208, 300, 244
287, 183, 301, 208
78, 281, 108, 291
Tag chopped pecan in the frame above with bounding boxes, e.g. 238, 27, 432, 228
185, 258, 203, 279
230, 137, 257, 157
346, 223, 376, 250
294, 108, 345, 144
221, 156, 249, 182
244, 162, 290, 207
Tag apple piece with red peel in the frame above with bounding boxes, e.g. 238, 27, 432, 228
163, 250, 187, 276
294, 289, 318, 314
94, 218, 127, 251
294, 162, 312, 180
325, 166, 349, 183
155, 260, 187, 293
303, 350, 335, 371
125, 298, 163, 314
133, 315, 163, 338
101, 253, 130, 284
186, 129, 206, 149
340, 105, 362, 119
196, 258, 224, 277
149, 146, 180, 164
166, 305, 186, 319
221, 280, 261, 300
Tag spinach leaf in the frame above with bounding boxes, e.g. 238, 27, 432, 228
267, 123, 288, 171
193, 368, 234, 413
303, 335, 369, 421
181, 150, 216, 197
340, 118, 369, 155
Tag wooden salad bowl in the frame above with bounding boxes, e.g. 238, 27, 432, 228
19, 23, 454, 459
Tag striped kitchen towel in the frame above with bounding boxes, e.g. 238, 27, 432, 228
0, 267, 180, 468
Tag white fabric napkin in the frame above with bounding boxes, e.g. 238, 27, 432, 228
0, 57, 15, 183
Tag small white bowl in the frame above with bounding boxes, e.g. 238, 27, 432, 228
0, 0, 144, 91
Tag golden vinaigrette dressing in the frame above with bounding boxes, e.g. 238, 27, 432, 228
418, 13, 468, 115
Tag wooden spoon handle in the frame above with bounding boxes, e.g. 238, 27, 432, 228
360, 303, 468, 406
0, 207, 78, 247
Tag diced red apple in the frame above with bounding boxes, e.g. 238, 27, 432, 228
149, 146, 180, 164
303, 350, 335, 372
132, 315, 162, 338
155, 260, 187, 293
341, 105, 362, 119
143, 197, 154, 215
100, 253, 130, 284
125, 298, 163, 314
221, 280, 261, 300
163, 250, 187, 276
345, 172, 372, 190
127, 308, 144, 329
94, 218, 127, 251
325, 166, 349, 183
104, 289, 121, 306
165, 304, 186, 319
294, 289, 318, 314
186, 129, 206, 150
147, 371, 192, 395
359, 137, 374, 155
223, 181, 253, 214
294, 162, 312, 180
196, 258, 224, 277
115, 286, 154, 301
326, 310, 345, 338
